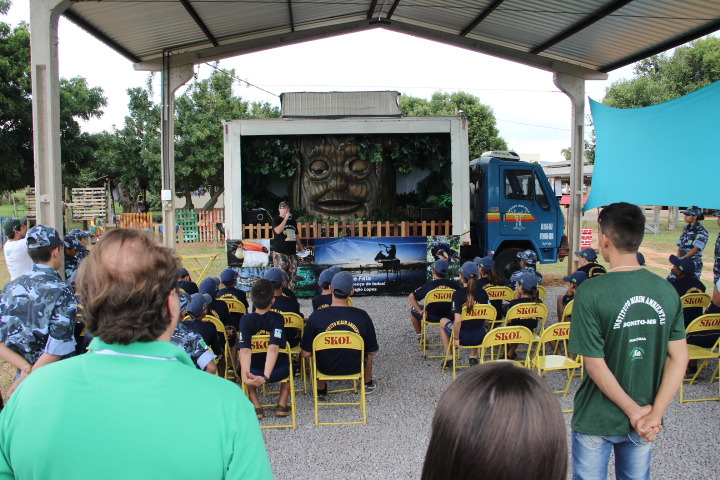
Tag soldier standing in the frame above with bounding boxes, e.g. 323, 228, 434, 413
670, 206, 708, 280
0, 225, 77, 396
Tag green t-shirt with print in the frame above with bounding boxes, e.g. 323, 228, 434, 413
569, 268, 686, 436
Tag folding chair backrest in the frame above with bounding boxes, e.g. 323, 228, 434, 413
562, 299, 574, 322
461, 303, 497, 322
312, 331, 364, 354
681, 293, 712, 311
279, 311, 304, 330
506, 302, 548, 332
482, 325, 534, 348
218, 294, 247, 315
203, 314, 225, 335
686, 314, 720, 345
423, 287, 455, 306
539, 321, 571, 345
537, 285, 547, 300
485, 286, 516, 302
250, 334, 291, 356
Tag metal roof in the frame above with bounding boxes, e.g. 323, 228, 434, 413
62, 0, 720, 79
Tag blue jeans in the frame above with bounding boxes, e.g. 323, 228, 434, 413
572, 430, 654, 480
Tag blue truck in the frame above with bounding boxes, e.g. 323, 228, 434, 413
463, 150, 569, 281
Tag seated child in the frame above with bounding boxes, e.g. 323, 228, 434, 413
312, 266, 341, 311
556, 271, 587, 322
505, 272, 543, 359
408, 259, 460, 341
238, 279, 291, 420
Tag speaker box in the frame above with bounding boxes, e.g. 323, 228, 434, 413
421, 207, 449, 222
243, 208, 272, 225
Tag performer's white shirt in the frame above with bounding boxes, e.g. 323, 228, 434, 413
4, 239, 33, 280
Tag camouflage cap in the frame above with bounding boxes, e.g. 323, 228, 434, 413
68, 228, 92, 238
64, 235, 82, 250
26, 225, 63, 249
517, 249, 537, 264
2, 216, 26, 237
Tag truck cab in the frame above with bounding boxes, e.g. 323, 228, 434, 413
467, 151, 567, 282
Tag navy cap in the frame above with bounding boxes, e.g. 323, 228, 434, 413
517, 249, 537, 264
199, 277, 219, 298
264, 267, 286, 285
178, 291, 192, 312
319, 266, 341, 286
669, 254, 695, 275
180, 267, 190, 277
518, 272, 538, 290
460, 261, 479, 279
563, 271, 588, 285
477, 256, 495, 270
331, 271, 354, 296
64, 235, 82, 250
574, 248, 597, 261
26, 225, 63, 249
220, 268, 238, 283
187, 293, 211, 317
432, 259, 449, 276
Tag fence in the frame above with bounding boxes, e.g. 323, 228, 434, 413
116, 210, 451, 242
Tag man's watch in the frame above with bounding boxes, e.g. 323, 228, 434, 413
260, 374, 269, 382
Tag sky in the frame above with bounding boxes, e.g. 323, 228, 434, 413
5, 1, 638, 163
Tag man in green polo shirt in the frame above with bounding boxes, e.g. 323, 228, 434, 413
569, 202, 688, 480
0, 229, 273, 480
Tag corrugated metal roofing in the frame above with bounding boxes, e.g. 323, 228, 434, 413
61, 0, 720, 76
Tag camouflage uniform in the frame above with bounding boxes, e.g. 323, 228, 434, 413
171, 323, 216, 370
0, 264, 78, 365
509, 266, 543, 289
64, 236, 83, 279
676, 222, 708, 279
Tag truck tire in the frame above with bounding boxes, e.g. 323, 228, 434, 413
495, 248, 524, 284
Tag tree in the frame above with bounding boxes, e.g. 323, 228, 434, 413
0, 3, 106, 193
399, 91, 508, 159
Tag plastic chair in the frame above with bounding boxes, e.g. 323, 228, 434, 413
311, 331, 367, 426
478, 325, 534, 368
246, 334, 297, 429
680, 314, 720, 403
203, 314, 237, 381
532, 322, 582, 397
419, 287, 455, 359
441, 303, 497, 379
504, 302, 548, 352
218, 294, 247, 315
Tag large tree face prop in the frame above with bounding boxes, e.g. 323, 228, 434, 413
299, 137, 381, 219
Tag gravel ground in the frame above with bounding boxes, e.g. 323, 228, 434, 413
260, 287, 719, 480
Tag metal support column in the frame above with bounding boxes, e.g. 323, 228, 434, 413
553, 73, 585, 274
30, 0, 71, 231
160, 54, 193, 249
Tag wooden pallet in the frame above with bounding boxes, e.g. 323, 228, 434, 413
68, 187, 107, 220
25, 187, 36, 218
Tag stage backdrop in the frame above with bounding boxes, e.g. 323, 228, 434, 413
586, 80, 720, 211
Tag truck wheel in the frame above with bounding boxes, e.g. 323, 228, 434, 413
495, 248, 524, 284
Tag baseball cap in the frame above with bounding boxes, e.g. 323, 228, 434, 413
278, 201, 290, 209
178, 291, 192, 313
180, 267, 190, 277
563, 271, 588, 286
460, 261, 478, 279
636, 252, 646, 266
518, 272, 538, 290
63, 235, 82, 250
431, 259, 449, 276
682, 206, 702, 216
220, 268, 238, 284
26, 225, 63, 249
199, 277, 219, 298
68, 228, 91, 238
669, 255, 695, 275
331, 271, 354, 296
318, 266, 341, 286
2, 216, 26, 237
477, 256, 495, 270
517, 249, 537, 265
187, 293, 212, 317
574, 248, 597, 262
264, 267, 286, 285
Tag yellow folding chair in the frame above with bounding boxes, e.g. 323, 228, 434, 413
479, 325, 534, 368
484, 286, 516, 329
680, 292, 712, 311
537, 285, 547, 301
680, 314, 720, 403
203, 314, 237, 381
504, 302, 548, 352
442, 303, 497, 379
420, 287, 455, 359
218, 294, 247, 315
278, 311, 308, 395
561, 299, 574, 323
246, 335, 297, 429
532, 322, 582, 398
311, 331, 367, 426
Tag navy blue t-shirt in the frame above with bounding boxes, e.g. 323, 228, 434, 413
312, 293, 332, 311
451, 287, 491, 332
412, 278, 460, 321
238, 311, 288, 371
300, 306, 379, 376
217, 286, 249, 310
